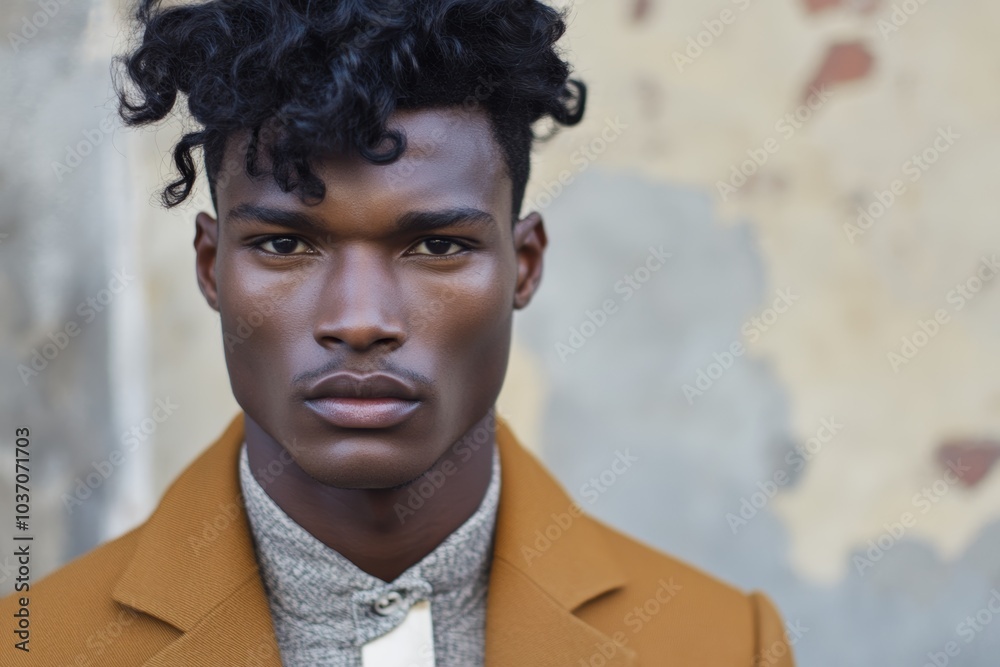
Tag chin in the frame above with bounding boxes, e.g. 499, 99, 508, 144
292, 434, 438, 490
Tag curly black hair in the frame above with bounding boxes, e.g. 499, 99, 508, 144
114, 0, 587, 219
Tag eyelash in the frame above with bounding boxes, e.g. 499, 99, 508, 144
248, 235, 473, 258
249, 236, 314, 257
410, 237, 472, 257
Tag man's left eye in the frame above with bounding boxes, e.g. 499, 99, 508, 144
412, 239, 465, 256
259, 237, 308, 255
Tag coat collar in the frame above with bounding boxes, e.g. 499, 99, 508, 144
113, 412, 638, 666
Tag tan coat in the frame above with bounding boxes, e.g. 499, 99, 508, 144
1, 413, 795, 666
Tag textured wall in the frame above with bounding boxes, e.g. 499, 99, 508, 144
0, 0, 153, 579
506, 1, 1000, 664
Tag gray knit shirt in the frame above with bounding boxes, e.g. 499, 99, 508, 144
238, 442, 501, 667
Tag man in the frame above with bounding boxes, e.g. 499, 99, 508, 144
2, 0, 795, 665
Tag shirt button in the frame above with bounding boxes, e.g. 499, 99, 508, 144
372, 591, 404, 616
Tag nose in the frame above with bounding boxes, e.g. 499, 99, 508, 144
312, 248, 406, 353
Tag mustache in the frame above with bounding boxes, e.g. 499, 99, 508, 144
292, 358, 433, 390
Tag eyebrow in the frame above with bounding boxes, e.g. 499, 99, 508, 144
225, 203, 496, 235
394, 207, 496, 232
226, 204, 328, 235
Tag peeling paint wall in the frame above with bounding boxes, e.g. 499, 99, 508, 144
500, 1, 1000, 664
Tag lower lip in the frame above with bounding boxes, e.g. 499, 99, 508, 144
304, 397, 421, 429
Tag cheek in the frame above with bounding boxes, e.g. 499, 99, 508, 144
410, 259, 514, 399
216, 256, 309, 412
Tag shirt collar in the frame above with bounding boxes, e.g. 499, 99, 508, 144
238, 439, 501, 647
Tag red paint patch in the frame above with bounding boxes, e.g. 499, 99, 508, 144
803, 41, 874, 101
802, 0, 881, 14
803, 0, 842, 12
632, 0, 652, 22
936, 440, 1000, 488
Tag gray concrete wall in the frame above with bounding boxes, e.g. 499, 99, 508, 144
0, 0, 152, 576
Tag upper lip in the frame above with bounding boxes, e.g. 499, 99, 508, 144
303, 372, 420, 401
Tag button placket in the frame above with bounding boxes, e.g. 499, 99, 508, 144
353, 576, 433, 645
372, 590, 405, 616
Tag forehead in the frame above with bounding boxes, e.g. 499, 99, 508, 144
216, 107, 510, 219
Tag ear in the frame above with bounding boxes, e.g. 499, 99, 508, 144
194, 211, 221, 312
512, 211, 547, 310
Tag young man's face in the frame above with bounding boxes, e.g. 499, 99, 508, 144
193, 107, 546, 489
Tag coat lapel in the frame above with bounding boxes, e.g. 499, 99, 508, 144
111, 413, 284, 667
484, 559, 638, 666
136, 576, 282, 667
486, 419, 639, 666
110, 412, 636, 666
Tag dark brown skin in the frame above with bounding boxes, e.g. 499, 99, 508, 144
193, 107, 546, 582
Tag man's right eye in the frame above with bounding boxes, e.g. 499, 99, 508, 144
257, 236, 310, 255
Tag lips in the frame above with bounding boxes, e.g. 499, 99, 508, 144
302, 372, 421, 429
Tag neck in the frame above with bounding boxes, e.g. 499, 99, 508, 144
244, 411, 496, 582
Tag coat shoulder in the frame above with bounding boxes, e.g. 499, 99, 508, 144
577, 515, 794, 666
